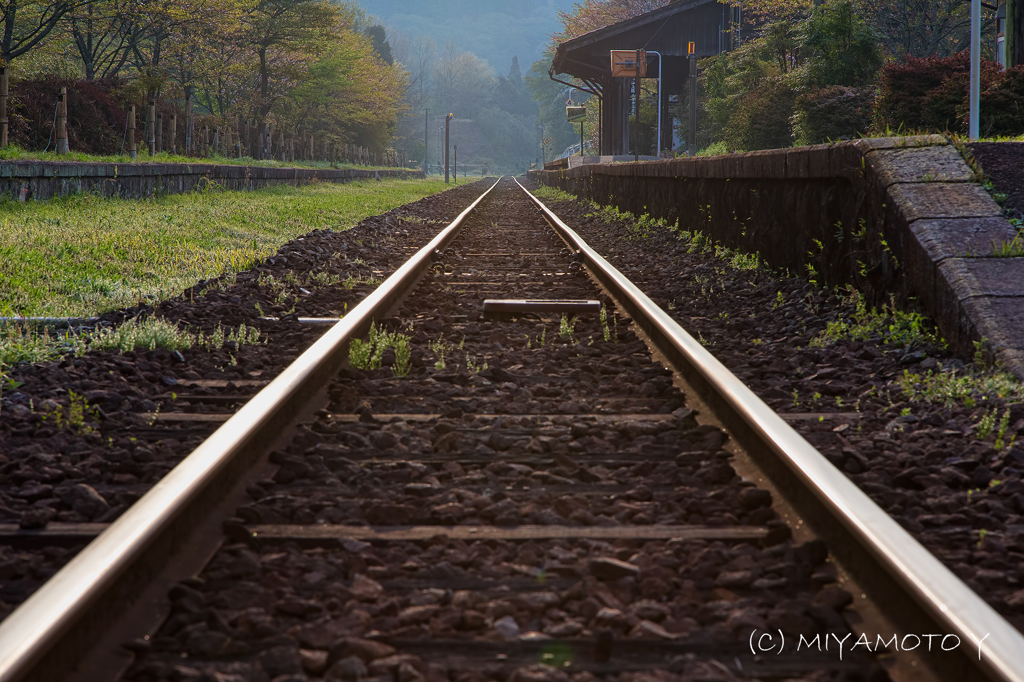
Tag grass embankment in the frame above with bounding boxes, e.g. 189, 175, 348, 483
0, 177, 448, 318
0, 144, 414, 171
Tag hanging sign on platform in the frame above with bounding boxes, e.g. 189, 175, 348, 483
610, 50, 647, 77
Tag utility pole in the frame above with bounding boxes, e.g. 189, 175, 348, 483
445, 113, 452, 184
423, 108, 429, 174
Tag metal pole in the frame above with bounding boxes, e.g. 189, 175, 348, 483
423, 108, 429, 174
648, 51, 663, 156
633, 49, 640, 161
970, 0, 981, 139
689, 53, 698, 157
445, 113, 452, 184
580, 122, 584, 156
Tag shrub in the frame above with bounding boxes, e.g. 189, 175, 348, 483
873, 53, 967, 132
8, 78, 184, 154
10, 78, 130, 154
792, 85, 875, 144
873, 52, 1023, 136
723, 79, 797, 151
969, 65, 1024, 137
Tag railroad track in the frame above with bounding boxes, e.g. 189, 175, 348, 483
0, 177, 1022, 682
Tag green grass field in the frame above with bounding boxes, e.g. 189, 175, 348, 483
0, 178, 449, 317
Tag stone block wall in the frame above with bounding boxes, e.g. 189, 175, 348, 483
0, 161, 424, 202
529, 136, 1024, 379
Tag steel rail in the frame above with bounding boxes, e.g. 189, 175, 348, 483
514, 177, 1024, 682
0, 178, 501, 682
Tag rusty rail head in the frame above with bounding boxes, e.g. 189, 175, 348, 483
513, 177, 1024, 682
0, 178, 501, 682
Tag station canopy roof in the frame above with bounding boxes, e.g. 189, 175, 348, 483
551, 0, 725, 87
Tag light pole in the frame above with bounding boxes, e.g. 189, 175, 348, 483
444, 113, 453, 184
423, 108, 429, 174
970, 0, 980, 139
688, 42, 697, 156
647, 50, 663, 156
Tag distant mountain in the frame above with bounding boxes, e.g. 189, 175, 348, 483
358, 0, 577, 72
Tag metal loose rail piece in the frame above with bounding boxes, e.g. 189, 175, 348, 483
514, 177, 1024, 682
0, 180, 501, 682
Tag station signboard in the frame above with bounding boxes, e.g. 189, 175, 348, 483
610, 50, 646, 78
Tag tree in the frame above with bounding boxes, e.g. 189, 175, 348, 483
795, 0, 883, 88
278, 20, 406, 149
0, 0, 93, 64
555, 0, 672, 42
240, 0, 337, 124
493, 56, 536, 117
852, 0, 977, 58
67, 0, 134, 79
1011, 0, 1023, 67
364, 24, 391, 65
433, 40, 493, 120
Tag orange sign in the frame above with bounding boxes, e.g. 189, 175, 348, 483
610, 50, 647, 77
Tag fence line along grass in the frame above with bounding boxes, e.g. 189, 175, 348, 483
0, 178, 449, 318
0, 144, 409, 171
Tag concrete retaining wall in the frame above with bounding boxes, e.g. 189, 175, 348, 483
528, 136, 1024, 379
0, 161, 425, 202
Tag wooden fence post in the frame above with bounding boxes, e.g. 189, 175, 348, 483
202, 126, 209, 157
0, 67, 8, 148
56, 87, 69, 154
170, 114, 177, 154
279, 132, 285, 161
147, 99, 156, 156
156, 113, 163, 154
185, 98, 192, 154
128, 106, 137, 159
